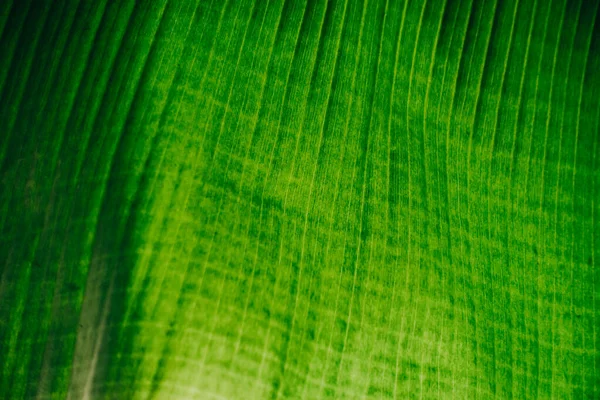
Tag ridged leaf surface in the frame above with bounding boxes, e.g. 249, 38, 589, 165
1, 0, 599, 398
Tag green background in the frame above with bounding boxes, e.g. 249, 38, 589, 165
1, 0, 599, 398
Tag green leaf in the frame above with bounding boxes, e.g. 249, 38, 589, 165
1, 0, 599, 398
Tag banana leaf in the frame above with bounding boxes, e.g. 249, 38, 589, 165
1, 0, 599, 398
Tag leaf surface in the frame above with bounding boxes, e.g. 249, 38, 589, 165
1, 0, 599, 398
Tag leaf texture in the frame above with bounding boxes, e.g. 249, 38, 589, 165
1, 0, 599, 398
